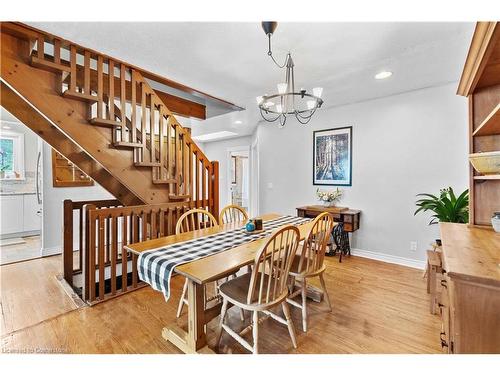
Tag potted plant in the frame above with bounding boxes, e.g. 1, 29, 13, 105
316, 187, 343, 207
414, 187, 469, 245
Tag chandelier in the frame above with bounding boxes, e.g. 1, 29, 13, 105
256, 22, 324, 127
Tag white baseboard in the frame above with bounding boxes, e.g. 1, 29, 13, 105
42, 246, 61, 257
351, 248, 426, 270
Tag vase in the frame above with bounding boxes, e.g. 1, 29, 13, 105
323, 201, 335, 207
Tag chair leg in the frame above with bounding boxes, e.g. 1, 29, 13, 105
282, 302, 297, 349
288, 275, 296, 294
301, 278, 308, 332
176, 279, 188, 318
215, 298, 229, 348
319, 273, 332, 312
252, 310, 259, 354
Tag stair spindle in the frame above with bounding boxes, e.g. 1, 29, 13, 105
84, 50, 91, 95
97, 55, 104, 119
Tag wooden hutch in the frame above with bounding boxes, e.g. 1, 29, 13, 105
435, 22, 500, 354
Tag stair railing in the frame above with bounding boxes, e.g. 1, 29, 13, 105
30, 32, 219, 218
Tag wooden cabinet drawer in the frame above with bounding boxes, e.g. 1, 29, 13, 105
343, 215, 353, 223
343, 223, 353, 232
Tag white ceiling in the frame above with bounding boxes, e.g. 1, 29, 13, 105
27, 22, 475, 139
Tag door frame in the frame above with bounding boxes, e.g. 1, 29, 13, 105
225, 145, 251, 215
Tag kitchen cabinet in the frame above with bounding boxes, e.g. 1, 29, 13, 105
0, 195, 24, 235
23, 193, 41, 232
0, 193, 41, 237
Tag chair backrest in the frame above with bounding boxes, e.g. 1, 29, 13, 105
175, 208, 219, 235
219, 204, 249, 224
296, 212, 335, 275
247, 225, 300, 306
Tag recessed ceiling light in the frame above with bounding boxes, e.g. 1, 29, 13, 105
375, 71, 393, 80
2, 125, 12, 130
191, 131, 238, 142
234, 120, 242, 125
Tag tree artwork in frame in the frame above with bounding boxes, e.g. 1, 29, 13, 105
313, 126, 352, 186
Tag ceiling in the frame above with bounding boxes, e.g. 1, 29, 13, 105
27, 22, 475, 140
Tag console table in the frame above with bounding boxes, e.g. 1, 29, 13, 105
296, 205, 361, 262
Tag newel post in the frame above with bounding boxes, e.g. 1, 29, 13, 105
63, 199, 74, 286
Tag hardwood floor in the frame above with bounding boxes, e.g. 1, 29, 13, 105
0, 235, 41, 265
0, 254, 441, 354
0, 255, 79, 335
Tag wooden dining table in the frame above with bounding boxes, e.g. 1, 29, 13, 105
125, 213, 320, 354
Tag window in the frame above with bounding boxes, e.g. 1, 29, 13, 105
0, 130, 25, 180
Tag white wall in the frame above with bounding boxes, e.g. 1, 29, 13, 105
256, 83, 468, 263
42, 142, 113, 254
201, 136, 252, 211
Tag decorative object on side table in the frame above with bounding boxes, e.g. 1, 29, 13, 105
492, 212, 500, 233
313, 126, 352, 186
316, 187, 343, 207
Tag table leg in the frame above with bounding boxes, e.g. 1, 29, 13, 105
162, 279, 215, 354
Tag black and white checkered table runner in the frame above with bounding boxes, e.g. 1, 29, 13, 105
138, 215, 310, 300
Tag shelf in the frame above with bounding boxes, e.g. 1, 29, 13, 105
472, 102, 500, 136
473, 174, 500, 180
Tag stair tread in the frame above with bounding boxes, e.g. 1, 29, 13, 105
63, 90, 98, 103
135, 162, 162, 167
169, 194, 191, 200
113, 141, 144, 148
90, 118, 123, 128
31, 56, 71, 73
153, 179, 178, 184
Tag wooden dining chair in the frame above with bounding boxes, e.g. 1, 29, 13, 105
219, 204, 249, 225
215, 225, 301, 354
175, 208, 219, 318
286, 212, 335, 332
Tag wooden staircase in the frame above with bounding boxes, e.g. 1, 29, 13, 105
0, 23, 219, 211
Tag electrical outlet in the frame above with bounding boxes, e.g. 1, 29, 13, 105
410, 241, 418, 252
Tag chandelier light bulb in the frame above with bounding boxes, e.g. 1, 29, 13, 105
256, 96, 264, 104
275, 104, 283, 113
307, 100, 316, 110
312, 87, 323, 98
277, 83, 288, 94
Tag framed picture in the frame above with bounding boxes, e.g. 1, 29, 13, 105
313, 126, 352, 186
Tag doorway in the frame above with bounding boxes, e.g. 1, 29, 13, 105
0, 109, 44, 265
227, 147, 250, 214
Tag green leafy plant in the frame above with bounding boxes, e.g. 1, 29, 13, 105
414, 187, 469, 225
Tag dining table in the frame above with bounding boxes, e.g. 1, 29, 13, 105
125, 212, 326, 354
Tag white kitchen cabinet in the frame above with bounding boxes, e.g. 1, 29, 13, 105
0, 195, 24, 235
23, 193, 42, 232
0, 193, 41, 237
